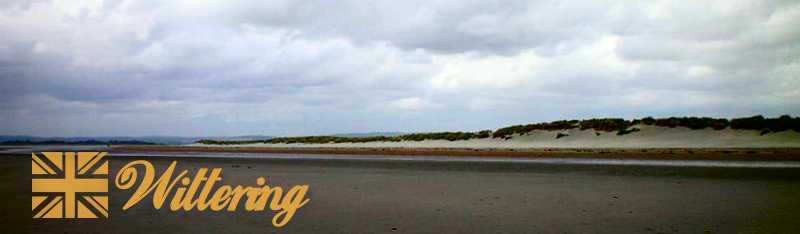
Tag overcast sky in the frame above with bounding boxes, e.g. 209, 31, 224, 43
1, 0, 799, 137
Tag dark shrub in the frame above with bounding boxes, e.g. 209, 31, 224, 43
727, 115, 800, 133
492, 120, 578, 138
641, 117, 656, 125
654, 118, 679, 128
710, 119, 729, 130
772, 115, 793, 132
731, 115, 766, 130
578, 118, 630, 132
476, 130, 492, 138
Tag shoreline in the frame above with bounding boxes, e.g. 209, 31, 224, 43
113, 145, 800, 161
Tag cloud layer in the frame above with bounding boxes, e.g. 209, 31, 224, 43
1, 0, 799, 136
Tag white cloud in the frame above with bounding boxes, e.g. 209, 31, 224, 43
687, 65, 715, 78
388, 97, 436, 111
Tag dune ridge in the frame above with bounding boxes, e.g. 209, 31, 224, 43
195, 125, 800, 149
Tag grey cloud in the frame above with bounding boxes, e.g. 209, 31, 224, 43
0, 0, 798, 136
228, 0, 613, 54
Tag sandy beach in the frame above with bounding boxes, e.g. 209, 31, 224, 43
114, 145, 800, 161
7, 126, 800, 233
3, 151, 800, 233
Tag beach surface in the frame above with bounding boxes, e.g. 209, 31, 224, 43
4, 149, 800, 233
116, 145, 800, 161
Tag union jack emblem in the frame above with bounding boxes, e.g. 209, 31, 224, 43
31, 152, 109, 218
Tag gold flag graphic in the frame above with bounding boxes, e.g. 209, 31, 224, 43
32, 152, 109, 218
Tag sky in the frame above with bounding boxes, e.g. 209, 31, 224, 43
1, 0, 799, 137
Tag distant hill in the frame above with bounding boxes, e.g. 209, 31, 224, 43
0, 135, 273, 145
0, 139, 157, 145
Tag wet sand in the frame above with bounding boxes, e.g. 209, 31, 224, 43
116, 145, 800, 161
4, 153, 800, 233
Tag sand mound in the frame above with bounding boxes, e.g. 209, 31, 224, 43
197, 125, 800, 148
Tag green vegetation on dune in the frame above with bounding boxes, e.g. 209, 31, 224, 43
491, 115, 800, 139
197, 131, 494, 145
197, 115, 800, 145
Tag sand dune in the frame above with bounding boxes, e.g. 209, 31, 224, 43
196, 125, 800, 148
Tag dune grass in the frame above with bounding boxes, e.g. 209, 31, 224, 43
197, 115, 800, 145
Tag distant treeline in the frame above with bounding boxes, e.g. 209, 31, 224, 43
0, 140, 158, 145
197, 115, 800, 145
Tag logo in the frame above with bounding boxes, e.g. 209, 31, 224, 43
29, 152, 309, 227
116, 160, 310, 227
31, 152, 109, 219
